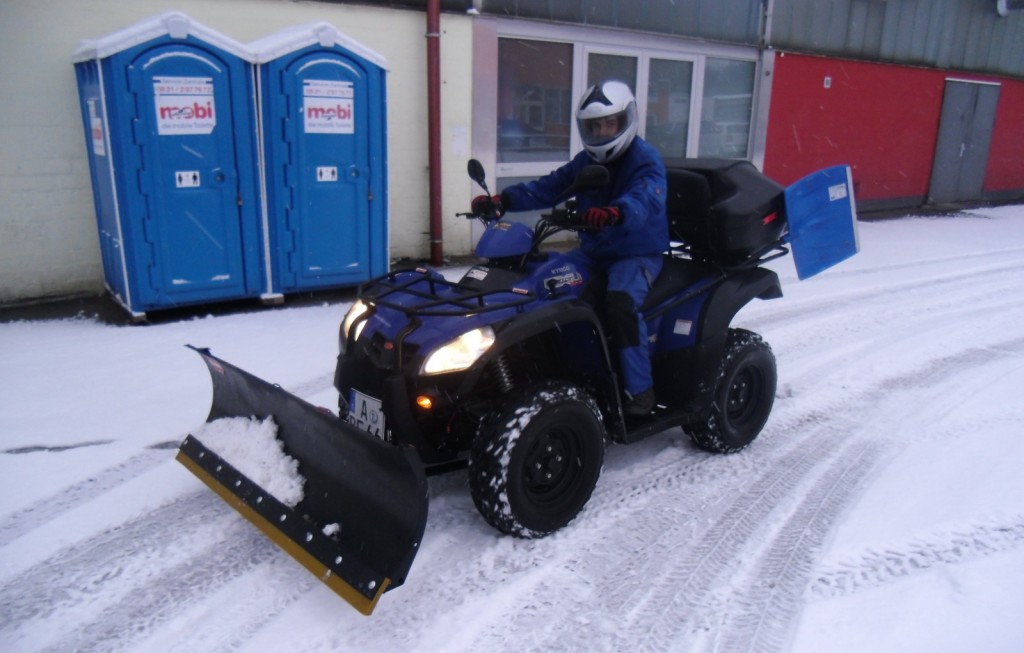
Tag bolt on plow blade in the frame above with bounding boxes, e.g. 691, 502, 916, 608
176, 346, 428, 615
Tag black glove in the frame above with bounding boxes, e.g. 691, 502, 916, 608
580, 206, 621, 230
472, 194, 505, 218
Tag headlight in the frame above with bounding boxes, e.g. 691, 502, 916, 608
421, 327, 496, 375
340, 300, 369, 351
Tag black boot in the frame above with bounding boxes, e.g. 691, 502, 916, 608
625, 387, 656, 417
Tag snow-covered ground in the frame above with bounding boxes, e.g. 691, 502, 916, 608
1, 206, 1023, 652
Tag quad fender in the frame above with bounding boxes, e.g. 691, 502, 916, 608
653, 267, 781, 413
696, 266, 781, 384
699, 267, 782, 343
459, 299, 622, 426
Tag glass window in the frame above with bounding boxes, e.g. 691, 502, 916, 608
645, 59, 693, 160
497, 39, 574, 163
587, 53, 637, 91
698, 58, 755, 158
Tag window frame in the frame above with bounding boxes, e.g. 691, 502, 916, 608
469, 17, 768, 243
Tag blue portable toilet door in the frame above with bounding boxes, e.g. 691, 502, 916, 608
127, 44, 256, 307
74, 62, 128, 304
278, 52, 373, 290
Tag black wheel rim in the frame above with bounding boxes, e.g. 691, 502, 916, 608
726, 365, 765, 428
522, 426, 582, 505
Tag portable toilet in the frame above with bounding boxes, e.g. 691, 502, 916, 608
72, 12, 264, 319
250, 24, 388, 296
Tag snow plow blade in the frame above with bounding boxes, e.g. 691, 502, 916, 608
176, 346, 428, 615
783, 165, 860, 280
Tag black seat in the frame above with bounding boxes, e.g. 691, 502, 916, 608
641, 255, 715, 312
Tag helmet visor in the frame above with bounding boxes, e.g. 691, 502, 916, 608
578, 106, 634, 147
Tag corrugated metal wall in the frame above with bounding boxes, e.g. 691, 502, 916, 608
461, 0, 1024, 77
770, 0, 1024, 78
476, 0, 766, 45
349, 1, 1024, 77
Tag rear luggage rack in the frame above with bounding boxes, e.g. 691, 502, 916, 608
360, 268, 535, 317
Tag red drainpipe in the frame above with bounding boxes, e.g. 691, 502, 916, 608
426, 0, 443, 265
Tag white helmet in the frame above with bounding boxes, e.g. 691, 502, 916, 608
576, 80, 639, 163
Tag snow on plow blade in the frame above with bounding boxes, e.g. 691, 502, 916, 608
176, 346, 428, 615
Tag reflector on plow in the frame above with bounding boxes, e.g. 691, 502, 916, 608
176, 346, 428, 615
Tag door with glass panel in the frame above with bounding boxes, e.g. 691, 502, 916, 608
585, 50, 702, 161
697, 58, 756, 159
643, 58, 695, 160
493, 38, 758, 231
495, 38, 575, 226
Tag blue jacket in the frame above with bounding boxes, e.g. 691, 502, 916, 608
501, 138, 669, 262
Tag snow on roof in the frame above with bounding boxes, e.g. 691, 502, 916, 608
248, 22, 389, 70
71, 11, 254, 63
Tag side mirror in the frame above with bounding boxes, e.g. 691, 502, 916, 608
467, 159, 488, 193
557, 165, 609, 203
574, 165, 610, 192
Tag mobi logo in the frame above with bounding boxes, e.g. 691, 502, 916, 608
303, 79, 356, 135
306, 103, 352, 121
153, 76, 217, 136
158, 101, 214, 121
304, 98, 355, 134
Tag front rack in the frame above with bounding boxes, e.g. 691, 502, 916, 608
359, 268, 535, 318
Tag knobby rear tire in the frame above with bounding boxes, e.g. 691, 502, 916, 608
688, 328, 777, 454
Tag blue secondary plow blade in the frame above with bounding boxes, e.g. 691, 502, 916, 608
783, 165, 860, 280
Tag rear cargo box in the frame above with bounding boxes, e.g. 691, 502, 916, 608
664, 159, 786, 263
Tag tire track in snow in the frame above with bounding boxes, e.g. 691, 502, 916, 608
37, 527, 280, 653
141, 561, 319, 653
158, 252, 1024, 649
438, 326, 1024, 651
0, 372, 332, 550
758, 281, 1024, 363
0, 491, 306, 653
757, 281, 1024, 418
0, 446, 174, 548
0, 490, 294, 653
778, 246, 1024, 285
616, 426, 860, 653
439, 413, 850, 653
0, 492, 228, 632
0, 371, 337, 652
219, 251, 1023, 647
709, 439, 885, 653
740, 259, 1024, 411
746, 254, 1024, 333
806, 516, 1024, 602
501, 330, 1024, 652
703, 336, 1024, 652
4, 236, 1019, 651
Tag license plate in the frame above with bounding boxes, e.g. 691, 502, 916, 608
347, 389, 386, 440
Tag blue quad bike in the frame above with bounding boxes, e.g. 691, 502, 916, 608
177, 157, 859, 614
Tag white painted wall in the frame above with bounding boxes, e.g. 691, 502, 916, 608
0, 0, 475, 303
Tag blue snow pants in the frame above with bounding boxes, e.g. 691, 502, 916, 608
568, 250, 663, 397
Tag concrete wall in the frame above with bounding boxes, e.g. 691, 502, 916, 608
0, 0, 475, 303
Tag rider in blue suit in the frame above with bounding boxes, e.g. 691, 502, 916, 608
475, 80, 669, 416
